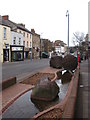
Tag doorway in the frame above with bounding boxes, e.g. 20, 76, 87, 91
3, 49, 9, 62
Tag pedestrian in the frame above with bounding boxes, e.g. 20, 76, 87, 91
77, 54, 80, 68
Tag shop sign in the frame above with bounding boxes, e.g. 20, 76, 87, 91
12, 47, 23, 51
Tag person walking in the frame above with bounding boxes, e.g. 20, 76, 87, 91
77, 53, 80, 68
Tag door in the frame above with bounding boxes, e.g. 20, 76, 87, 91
3, 49, 9, 62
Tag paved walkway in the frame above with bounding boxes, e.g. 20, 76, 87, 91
74, 60, 89, 118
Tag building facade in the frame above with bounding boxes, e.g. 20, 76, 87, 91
41, 38, 54, 53
54, 40, 67, 56
10, 31, 24, 61
2, 15, 33, 60
17, 26, 32, 59
31, 29, 40, 59
0, 16, 11, 62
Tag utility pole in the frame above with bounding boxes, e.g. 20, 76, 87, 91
66, 10, 69, 54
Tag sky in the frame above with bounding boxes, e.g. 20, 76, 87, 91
0, 0, 89, 46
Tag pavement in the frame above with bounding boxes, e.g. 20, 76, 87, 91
74, 59, 89, 118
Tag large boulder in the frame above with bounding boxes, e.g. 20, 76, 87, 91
31, 77, 59, 101
50, 56, 63, 69
61, 71, 72, 84
62, 54, 78, 71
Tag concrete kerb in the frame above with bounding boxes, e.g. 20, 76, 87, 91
16, 71, 38, 83
32, 67, 80, 119
0, 77, 16, 91
62, 67, 80, 118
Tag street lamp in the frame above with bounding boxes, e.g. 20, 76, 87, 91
66, 10, 69, 54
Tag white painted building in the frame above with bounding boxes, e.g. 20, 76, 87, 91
10, 31, 24, 61
55, 46, 66, 56
11, 31, 24, 46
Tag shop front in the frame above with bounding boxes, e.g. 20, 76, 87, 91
10, 45, 24, 62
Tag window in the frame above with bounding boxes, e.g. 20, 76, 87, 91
19, 31, 21, 33
27, 33, 28, 38
3, 27, 6, 39
23, 32, 25, 37
30, 42, 31, 47
30, 34, 31, 39
23, 41, 25, 46
13, 37, 16, 45
27, 41, 28, 47
19, 38, 21, 45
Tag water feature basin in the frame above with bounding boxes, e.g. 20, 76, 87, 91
2, 73, 70, 119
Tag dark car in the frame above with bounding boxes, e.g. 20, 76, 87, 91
42, 52, 49, 58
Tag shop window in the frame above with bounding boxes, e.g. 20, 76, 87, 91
3, 27, 6, 39
19, 38, 21, 45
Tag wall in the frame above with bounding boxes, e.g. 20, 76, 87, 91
32, 34, 40, 59
55, 45, 67, 54
17, 29, 32, 48
17, 29, 32, 59
11, 31, 24, 45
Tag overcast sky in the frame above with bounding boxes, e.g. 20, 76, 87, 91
0, 0, 89, 46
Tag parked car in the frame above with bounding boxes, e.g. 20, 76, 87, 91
42, 52, 49, 58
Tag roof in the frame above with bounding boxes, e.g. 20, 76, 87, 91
5, 20, 32, 33
54, 40, 66, 46
0, 15, 11, 28
31, 29, 40, 36
0, 15, 32, 34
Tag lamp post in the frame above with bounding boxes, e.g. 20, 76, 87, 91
66, 10, 69, 54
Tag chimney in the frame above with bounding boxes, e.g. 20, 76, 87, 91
18, 23, 25, 28
2, 15, 9, 20
0, 15, 2, 23
31, 29, 35, 33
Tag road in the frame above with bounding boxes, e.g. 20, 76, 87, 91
2, 59, 50, 81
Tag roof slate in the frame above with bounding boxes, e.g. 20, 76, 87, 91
0, 15, 32, 34
0, 15, 11, 28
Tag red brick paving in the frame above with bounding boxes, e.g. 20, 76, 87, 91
0, 83, 34, 114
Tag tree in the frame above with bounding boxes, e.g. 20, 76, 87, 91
72, 32, 88, 59
72, 31, 85, 46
